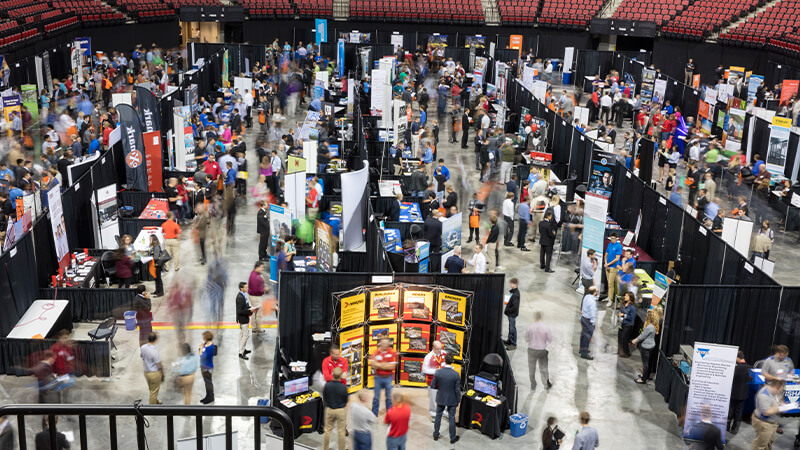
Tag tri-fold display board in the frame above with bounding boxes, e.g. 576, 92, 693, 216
333, 284, 472, 393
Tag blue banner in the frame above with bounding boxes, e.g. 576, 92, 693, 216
315, 19, 328, 46
337, 39, 345, 78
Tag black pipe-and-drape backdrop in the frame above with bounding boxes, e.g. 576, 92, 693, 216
0, 232, 40, 336
276, 272, 516, 410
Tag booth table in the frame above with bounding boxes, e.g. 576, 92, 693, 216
457, 393, 510, 439
745, 368, 800, 416
7, 300, 72, 339
272, 395, 324, 438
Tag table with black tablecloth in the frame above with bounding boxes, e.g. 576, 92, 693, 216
655, 351, 689, 416
271, 395, 324, 438
457, 393, 510, 439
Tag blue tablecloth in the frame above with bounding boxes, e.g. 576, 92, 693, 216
745, 368, 800, 416
399, 202, 423, 223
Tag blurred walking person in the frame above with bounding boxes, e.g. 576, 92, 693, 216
349, 390, 376, 450
173, 343, 198, 405
199, 331, 217, 404
526, 311, 553, 390
248, 261, 267, 334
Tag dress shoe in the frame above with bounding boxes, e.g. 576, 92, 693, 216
239, 353, 249, 360
244, 349, 252, 355
466, 238, 472, 243
546, 380, 553, 390
505, 345, 516, 350
433, 433, 439, 439
520, 247, 530, 252
450, 436, 460, 444
540, 265, 545, 270
545, 269, 555, 273
579, 353, 593, 360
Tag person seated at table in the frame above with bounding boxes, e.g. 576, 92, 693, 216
754, 164, 772, 192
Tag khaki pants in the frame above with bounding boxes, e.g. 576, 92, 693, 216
163, 238, 180, 271
322, 406, 346, 450
239, 323, 250, 354
249, 295, 263, 332
605, 268, 619, 301
751, 414, 778, 450
144, 371, 161, 404
177, 373, 194, 404
486, 244, 497, 272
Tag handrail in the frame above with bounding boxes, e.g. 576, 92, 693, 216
0, 403, 295, 450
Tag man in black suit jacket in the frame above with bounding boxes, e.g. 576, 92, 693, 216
728, 350, 752, 434
461, 108, 471, 148
388, 193, 402, 222
431, 354, 461, 444
256, 201, 270, 261
204, 174, 217, 201
694, 408, 724, 450
538, 211, 557, 272
424, 210, 443, 253
236, 282, 253, 360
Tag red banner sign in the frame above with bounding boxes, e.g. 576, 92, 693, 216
142, 130, 162, 192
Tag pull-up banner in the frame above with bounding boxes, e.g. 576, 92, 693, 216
117, 104, 148, 191
134, 86, 161, 133
683, 342, 738, 445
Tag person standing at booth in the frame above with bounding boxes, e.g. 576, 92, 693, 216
504, 278, 520, 349
761, 345, 794, 436
431, 354, 461, 444
161, 212, 181, 272
604, 233, 623, 301
256, 201, 269, 261
728, 350, 751, 434
236, 282, 253, 360
422, 340, 447, 421
370, 338, 397, 416
751, 380, 785, 449
322, 367, 349, 450
322, 346, 349, 384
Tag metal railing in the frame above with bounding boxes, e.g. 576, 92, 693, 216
0, 403, 295, 450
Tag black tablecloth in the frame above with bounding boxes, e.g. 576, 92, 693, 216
457, 394, 510, 439
39, 288, 139, 322
271, 395, 324, 438
78, 261, 101, 288
654, 350, 689, 416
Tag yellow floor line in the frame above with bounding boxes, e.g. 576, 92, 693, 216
152, 324, 278, 330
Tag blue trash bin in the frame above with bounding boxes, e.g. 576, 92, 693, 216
510, 413, 528, 437
562, 72, 572, 85
257, 398, 271, 423
124, 311, 137, 331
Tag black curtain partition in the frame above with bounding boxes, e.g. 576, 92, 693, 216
39, 288, 139, 322
0, 338, 111, 377
774, 287, 800, 363
118, 191, 169, 216
32, 215, 59, 289
0, 232, 40, 336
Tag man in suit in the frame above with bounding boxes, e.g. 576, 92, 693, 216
692, 407, 723, 450
728, 350, 751, 434
388, 193, 402, 222
35, 416, 70, 450
431, 354, 461, 444
443, 246, 465, 273
424, 209, 443, 253
461, 108, 471, 149
256, 201, 269, 261
204, 174, 217, 201
236, 282, 253, 360
538, 210, 556, 273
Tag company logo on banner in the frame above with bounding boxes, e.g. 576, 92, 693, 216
117, 104, 149, 191
683, 343, 737, 444
134, 86, 161, 134
315, 19, 327, 45
143, 131, 163, 192
766, 115, 792, 176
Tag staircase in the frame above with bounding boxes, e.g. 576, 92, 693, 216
597, 0, 624, 18
481, 0, 501, 25
711, 0, 783, 39
333, 0, 349, 20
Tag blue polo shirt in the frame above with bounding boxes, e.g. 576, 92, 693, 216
753, 160, 764, 175
606, 241, 623, 268
518, 201, 531, 223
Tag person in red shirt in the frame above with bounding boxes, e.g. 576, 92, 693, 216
370, 338, 397, 415
203, 153, 222, 180
322, 346, 349, 384
384, 390, 410, 449
422, 340, 447, 420
50, 329, 77, 377
102, 121, 113, 148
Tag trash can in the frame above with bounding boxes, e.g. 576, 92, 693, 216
510, 413, 528, 437
257, 398, 271, 423
124, 311, 137, 331
562, 71, 572, 85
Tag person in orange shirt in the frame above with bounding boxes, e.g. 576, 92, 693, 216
161, 212, 182, 272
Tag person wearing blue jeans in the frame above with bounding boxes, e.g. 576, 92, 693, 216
579, 287, 598, 360
349, 390, 376, 450
504, 278, 520, 349
370, 338, 397, 415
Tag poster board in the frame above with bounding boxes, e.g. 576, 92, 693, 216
435, 325, 464, 360
588, 151, 616, 198
402, 287, 434, 321
269, 204, 291, 250
683, 343, 738, 444
366, 324, 398, 360
369, 287, 400, 322
399, 356, 427, 387
641, 68, 655, 100
314, 220, 335, 272
652, 79, 667, 105
339, 327, 365, 393
47, 188, 70, 269
94, 184, 119, 250
766, 116, 792, 176
652, 271, 674, 305
399, 323, 431, 354
437, 291, 466, 327
339, 292, 367, 329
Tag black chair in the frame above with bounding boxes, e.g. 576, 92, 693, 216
476, 352, 504, 384
100, 251, 117, 287
88, 317, 118, 351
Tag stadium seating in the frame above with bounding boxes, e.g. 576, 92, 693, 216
237, 0, 296, 18
539, 0, 603, 29
497, 0, 539, 25
52, 0, 126, 26
719, 0, 800, 46
611, 0, 686, 26
664, 0, 764, 39
349, 0, 484, 24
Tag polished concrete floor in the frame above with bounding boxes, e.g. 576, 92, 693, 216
2, 81, 800, 449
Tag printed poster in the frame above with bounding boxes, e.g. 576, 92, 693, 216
766, 116, 792, 176
728, 66, 745, 84
435, 325, 464, 360
748, 75, 764, 104
780, 80, 799, 106
369, 287, 400, 322
652, 78, 667, 105
47, 188, 69, 268
20, 84, 37, 117
340, 292, 367, 329
399, 323, 431, 354
728, 107, 746, 140
640, 68, 656, 100
314, 219, 335, 272
269, 203, 291, 250
441, 212, 462, 258
402, 288, 434, 321
399, 356, 427, 387
339, 327, 365, 393
683, 343, 738, 444
437, 291, 466, 327
652, 271, 674, 305
588, 151, 616, 198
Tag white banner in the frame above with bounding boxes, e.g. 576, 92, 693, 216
371, 69, 386, 116
269, 203, 291, 250
341, 161, 369, 251
285, 173, 306, 222
47, 188, 69, 267
94, 184, 119, 249
532, 80, 547, 103
653, 79, 667, 105
683, 343, 738, 444
563, 47, 575, 72
391, 34, 403, 50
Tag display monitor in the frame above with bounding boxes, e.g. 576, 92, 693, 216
473, 375, 498, 397
284, 376, 309, 396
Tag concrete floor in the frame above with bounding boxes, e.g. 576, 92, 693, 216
2, 80, 800, 449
